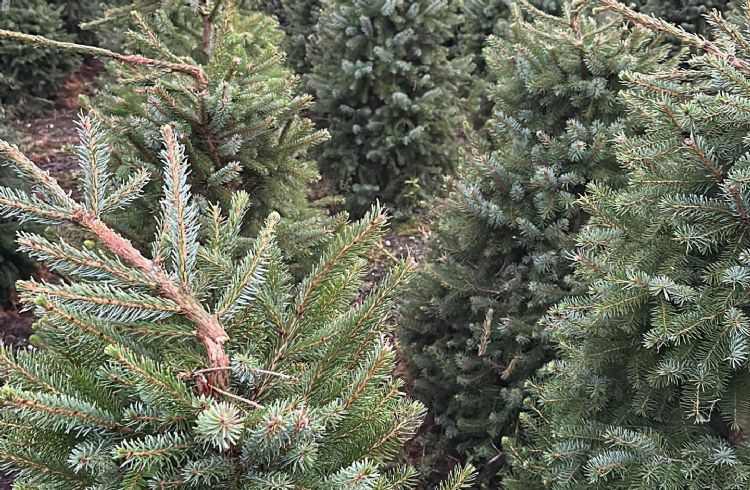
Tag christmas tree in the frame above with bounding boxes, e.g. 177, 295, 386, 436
0, 0, 344, 267
0, 114, 475, 489
398, 0, 676, 485
307, 0, 469, 213
454, 0, 507, 70
0, 112, 35, 310
454, 0, 560, 78
47, 0, 129, 46
505, 2, 750, 488
94, 0, 342, 267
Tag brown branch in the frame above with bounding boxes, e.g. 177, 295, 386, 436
0, 29, 208, 90
685, 138, 725, 183
207, 383, 263, 409
600, 0, 750, 73
728, 185, 749, 223
201, 0, 214, 61
477, 308, 494, 357
79, 0, 160, 29
73, 211, 229, 392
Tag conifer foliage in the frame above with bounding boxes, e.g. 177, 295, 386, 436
278, 0, 322, 74
454, 0, 508, 70
82, 0, 339, 262
307, 0, 467, 213
398, 1, 675, 484
505, 2, 750, 488
454, 0, 559, 75
0, 115, 474, 489
0, 166, 34, 309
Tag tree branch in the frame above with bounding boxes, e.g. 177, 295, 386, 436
75, 212, 229, 392
599, 0, 750, 73
0, 29, 208, 90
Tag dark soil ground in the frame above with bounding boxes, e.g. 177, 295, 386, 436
0, 107, 83, 347
0, 59, 104, 341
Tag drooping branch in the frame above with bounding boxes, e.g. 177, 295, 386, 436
79, 0, 160, 30
0, 29, 208, 90
598, 0, 750, 73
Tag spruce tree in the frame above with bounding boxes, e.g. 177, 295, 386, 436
0, 114, 475, 489
454, 0, 560, 77
98, 0, 340, 266
505, 2, 750, 488
280, 0, 324, 74
307, 0, 468, 213
398, 1, 676, 485
1, 0, 343, 268
48, 0, 128, 46
0, 114, 35, 310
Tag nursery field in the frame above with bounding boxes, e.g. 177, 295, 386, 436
1, 0, 750, 489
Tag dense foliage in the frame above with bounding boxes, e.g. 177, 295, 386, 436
0, 116, 475, 489
454, 0, 560, 75
48, 0, 127, 45
6, 0, 750, 489
399, 1, 676, 485
86, 1, 342, 269
257, 0, 321, 74
505, 3, 750, 488
0, 0, 80, 111
454, 0, 508, 70
307, 0, 468, 213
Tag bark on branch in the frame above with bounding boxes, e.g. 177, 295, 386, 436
0, 29, 208, 90
74, 212, 229, 392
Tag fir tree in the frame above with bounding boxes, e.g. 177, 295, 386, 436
0, 0, 344, 268
452, 0, 563, 128
454, 0, 508, 71
307, 0, 468, 213
0, 114, 475, 489
0, 112, 35, 310
279, 0, 323, 74
505, 2, 750, 488
450, 0, 510, 129
454, 0, 560, 77
398, 1, 676, 485
47, 0, 129, 46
